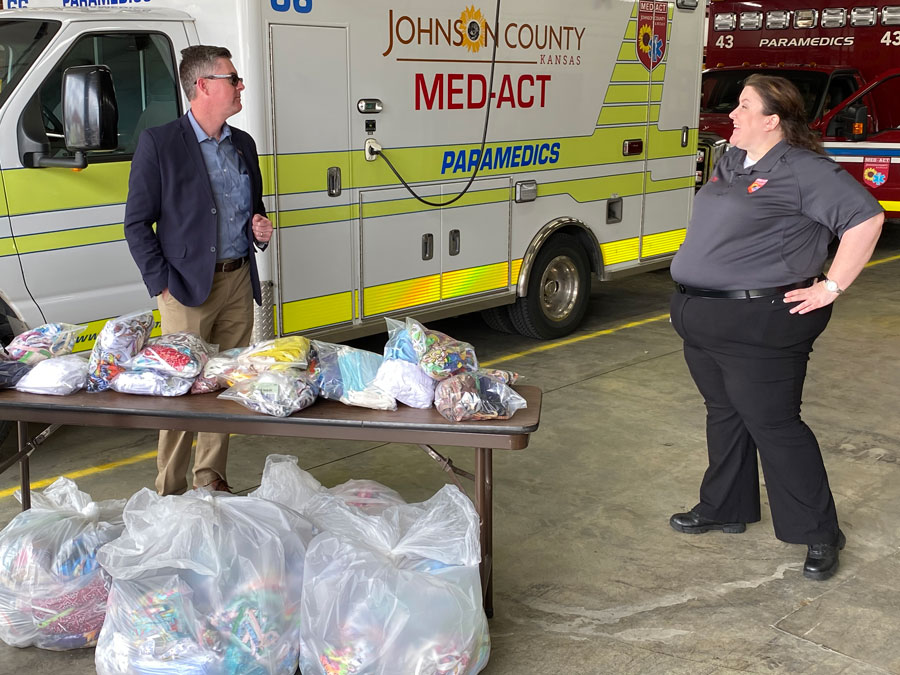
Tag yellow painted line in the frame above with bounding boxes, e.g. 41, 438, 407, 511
0, 450, 157, 500
480, 313, 671, 367
6, 251, 899, 500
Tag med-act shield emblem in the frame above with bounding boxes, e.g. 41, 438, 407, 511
863, 157, 890, 188
636, 1, 668, 71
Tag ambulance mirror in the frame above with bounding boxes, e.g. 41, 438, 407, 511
63, 65, 118, 152
828, 104, 868, 141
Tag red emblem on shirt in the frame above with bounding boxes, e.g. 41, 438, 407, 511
710, 176, 718, 182
747, 178, 768, 194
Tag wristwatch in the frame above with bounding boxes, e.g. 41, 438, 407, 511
823, 277, 844, 295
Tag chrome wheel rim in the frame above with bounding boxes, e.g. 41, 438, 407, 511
540, 255, 580, 321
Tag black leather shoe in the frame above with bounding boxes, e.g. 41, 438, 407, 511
669, 509, 746, 534
803, 529, 846, 581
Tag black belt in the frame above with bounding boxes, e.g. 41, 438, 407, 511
213, 256, 249, 273
675, 276, 819, 299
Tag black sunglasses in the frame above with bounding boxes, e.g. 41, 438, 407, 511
199, 73, 243, 87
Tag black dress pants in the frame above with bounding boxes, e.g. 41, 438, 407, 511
670, 291, 839, 545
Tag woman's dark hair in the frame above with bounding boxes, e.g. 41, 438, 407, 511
743, 73, 825, 155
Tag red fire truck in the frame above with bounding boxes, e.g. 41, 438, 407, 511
700, 1, 900, 218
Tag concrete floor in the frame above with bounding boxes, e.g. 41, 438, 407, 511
1, 226, 898, 674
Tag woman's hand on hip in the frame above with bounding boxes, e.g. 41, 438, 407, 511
783, 281, 838, 315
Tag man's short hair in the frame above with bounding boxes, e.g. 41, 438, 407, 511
179, 45, 232, 101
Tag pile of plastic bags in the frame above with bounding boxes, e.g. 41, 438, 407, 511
0, 478, 124, 650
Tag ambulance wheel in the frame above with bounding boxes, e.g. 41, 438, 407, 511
481, 305, 517, 334
509, 233, 590, 339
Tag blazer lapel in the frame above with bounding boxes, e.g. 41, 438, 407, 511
178, 115, 215, 204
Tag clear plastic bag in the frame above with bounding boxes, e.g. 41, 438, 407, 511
328, 479, 406, 516
372, 318, 436, 409
110, 370, 194, 397
309, 341, 396, 411
14, 353, 89, 396
87, 310, 155, 392
298, 486, 489, 675
95, 489, 315, 675
2, 323, 85, 366
238, 336, 310, 370
0, 477, 125, 650
190, 347, 246, 394
406, 318, 478, 380
127, 332, 217, 379
218, 369, 319, 417
434, 371, 527, 422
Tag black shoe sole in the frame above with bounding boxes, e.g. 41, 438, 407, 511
669, 519, 746, 534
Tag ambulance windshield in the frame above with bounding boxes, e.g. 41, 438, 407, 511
701, 69, 828, 122
0, 20, 61, 109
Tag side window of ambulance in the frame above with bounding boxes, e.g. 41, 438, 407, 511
35, 32, 180, 159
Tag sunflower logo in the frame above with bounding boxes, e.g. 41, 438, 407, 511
863, 167, 877, 182
638, 24, 653, 53
460, 6, 486, 53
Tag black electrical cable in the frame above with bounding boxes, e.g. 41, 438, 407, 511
371, 0, 502, 208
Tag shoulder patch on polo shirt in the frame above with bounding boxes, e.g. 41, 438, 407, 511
747, 178, 768, 194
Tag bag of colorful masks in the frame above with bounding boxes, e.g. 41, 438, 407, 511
434, 370, 526, 422
0, 477, 125, 650
95, 488, 315, 675
218, 368, 319, 417
190, 348, 250, 394
14, 353, 89, 396
406, 318, 478, 380
372, 318, 436, 409
309, 341, 396, 411
238, 336, 310, 370
87, 310, 155, 392
127, 332, 217, 379
2, 322, 85, 365
298, 485, 491, 675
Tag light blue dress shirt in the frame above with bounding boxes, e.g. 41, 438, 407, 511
187, 110, 252, 261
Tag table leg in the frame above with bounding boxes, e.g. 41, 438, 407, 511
18, 421, 30, 511
475, 447, 493, 618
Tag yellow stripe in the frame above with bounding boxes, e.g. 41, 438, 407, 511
625, 20, 637, 39
611, 64, 667, 82
617, 43, 637, 61
878, 200, 900, 211
281, 292, 354, 333
363, 275, 441, 316
649, 105, 660, 123
0, 451, 158, 500
442, 262, 509, 299
0, 238, 17, 257
597, 105, 650, 125
3, 162, 130, 216
600, 237, 640, 265
642, 228, 686, 257
0, 175, 7, 217
511, 258, 523, 282
12, 223, 125, 254
260, 154, 276, 197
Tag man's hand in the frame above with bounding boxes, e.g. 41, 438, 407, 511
252, 214, 273, 243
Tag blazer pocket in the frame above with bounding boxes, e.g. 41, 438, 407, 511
161, 244, 187, 259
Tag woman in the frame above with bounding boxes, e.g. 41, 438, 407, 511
668, 74, 884, 580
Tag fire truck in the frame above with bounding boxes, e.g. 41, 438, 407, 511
700, 0, 900, 218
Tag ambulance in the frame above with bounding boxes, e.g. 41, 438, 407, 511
0, 0, 705, 358
701, 0, 900, 217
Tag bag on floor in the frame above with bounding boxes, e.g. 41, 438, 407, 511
298, 485, 490, 675
0, 477, 125, 650
95, 489, 314, 675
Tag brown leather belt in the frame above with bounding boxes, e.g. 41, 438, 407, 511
675, 276, 819, 299
213, 256, 249, 273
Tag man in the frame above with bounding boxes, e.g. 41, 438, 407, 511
124, 45, 273, 495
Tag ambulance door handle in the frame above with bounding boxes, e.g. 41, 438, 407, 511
622, 139, 643, 156
681, 126, 689, 148
422, 233, 434, 261
327, 166, 342, 197
448, 229, 460, 256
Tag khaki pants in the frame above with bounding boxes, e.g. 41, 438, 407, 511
155, 265, 253, 495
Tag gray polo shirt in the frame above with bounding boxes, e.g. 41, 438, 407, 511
671, 140, 882, 290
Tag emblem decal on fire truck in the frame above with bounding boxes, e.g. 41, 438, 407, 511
637, 1, 667, 71
863, 158, 889, 188
459, 6, 486, 53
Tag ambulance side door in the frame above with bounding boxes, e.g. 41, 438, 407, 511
5, 23, 189, 339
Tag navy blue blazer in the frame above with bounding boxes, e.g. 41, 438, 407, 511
124, 114, 266, 307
